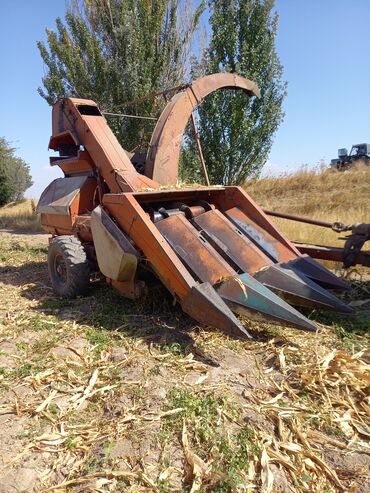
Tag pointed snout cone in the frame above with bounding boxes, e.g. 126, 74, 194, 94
254, 264, 354, 313
181, 282, 252, 339
283, 255, 351, 291
216, 273, 318, 332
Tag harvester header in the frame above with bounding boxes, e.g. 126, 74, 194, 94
37, 73, 353, 338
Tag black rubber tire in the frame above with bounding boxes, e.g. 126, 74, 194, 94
48, 236, 90, 298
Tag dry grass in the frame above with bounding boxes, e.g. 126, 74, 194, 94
0, 199, 41, 232
245, 164, 370, 247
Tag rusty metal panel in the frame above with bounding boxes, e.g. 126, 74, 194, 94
193, 209, 270, 274
224, 206, 288, 263
48, 130, 80, 150
217, 187, 302, 259
37, 176, 88, 215
50, 98, 159, 193
146, 73, 260, 185
103, 193, 195, 300
50, 150, 94, 176
156, 214, 235, 285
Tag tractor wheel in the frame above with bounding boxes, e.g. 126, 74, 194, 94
48, 236, 90, 298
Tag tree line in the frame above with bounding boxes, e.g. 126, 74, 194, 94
0, 138, 33, 206
37, 0, 286, 185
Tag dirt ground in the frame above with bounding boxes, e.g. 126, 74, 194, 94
0, 230, 49, 246
0, 231, 369, 493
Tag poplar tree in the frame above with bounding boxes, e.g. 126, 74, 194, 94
38, 0, 204, 151
181, 0, 287, 185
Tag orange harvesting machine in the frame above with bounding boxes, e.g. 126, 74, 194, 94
38, 73, 353, 338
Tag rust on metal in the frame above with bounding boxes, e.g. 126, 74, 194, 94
145, 73, 260, 185
156, 213, 235, 285
50, 98, 159, 193
192, 208, 269, 274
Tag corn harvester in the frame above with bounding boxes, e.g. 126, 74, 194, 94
38, 73, 353, 338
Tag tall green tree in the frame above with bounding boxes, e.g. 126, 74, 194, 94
0, 138, 33, 205
38, 0, 205, 151
181, 0, 287, 185
0, 139, 13, 206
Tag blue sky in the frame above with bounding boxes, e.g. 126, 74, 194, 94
0, 0, 369, 197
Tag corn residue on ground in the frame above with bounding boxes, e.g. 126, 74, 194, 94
0, 231, 369, 493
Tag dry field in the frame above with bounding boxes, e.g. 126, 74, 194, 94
0, 166, 369, 492
245, 163, 369, 249
0, 200, 40, 232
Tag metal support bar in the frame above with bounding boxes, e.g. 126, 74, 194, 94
264, 209, 335, 228
191, 112, 210, 186
263, 209, 351, 232
294, 242, 370, 267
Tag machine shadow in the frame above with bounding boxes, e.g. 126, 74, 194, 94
41, 282, 229, 367
3, 259, 359, 363
0, 259, 221, 365
0, 260, 50, 288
